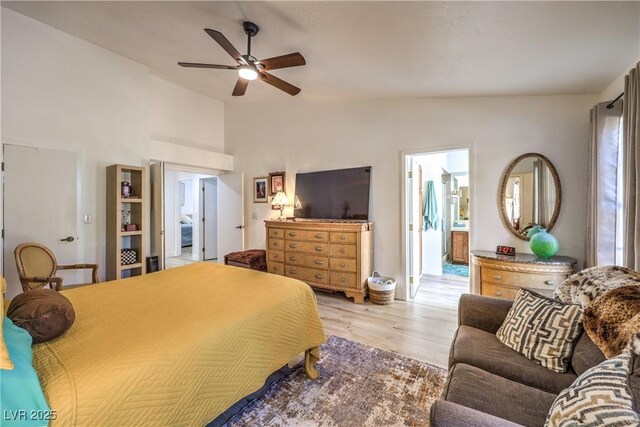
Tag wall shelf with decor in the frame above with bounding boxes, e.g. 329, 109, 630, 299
106, 164, 147, 280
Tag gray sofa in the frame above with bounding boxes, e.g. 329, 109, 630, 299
430, 294, 607, 427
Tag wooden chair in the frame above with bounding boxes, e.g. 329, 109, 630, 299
14, 243, 99, 292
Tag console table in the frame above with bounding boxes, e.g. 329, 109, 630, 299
265, 220, 373, 303
470, 250, 577, 300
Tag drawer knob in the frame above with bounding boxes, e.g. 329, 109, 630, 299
288, 232, 297, 237
544, 280, 556, 286
289, 244, 297, 249
273, 242, 279, 246
340, 277, 346, 283
340, 248, 346, 254
315, 246, 323, 252
340, 235, 346, 240
495, 290, 502, 296
340, 262, 346, 267
493, 275, 501, 280
315, 233, 323, 239
315, 274, 324, 280
289, 256, 297, 261
314, 260, 323, 265
273, 253, 279, 258
290, 268, 297, 274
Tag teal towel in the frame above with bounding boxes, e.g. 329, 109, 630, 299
423, 180, 438, 231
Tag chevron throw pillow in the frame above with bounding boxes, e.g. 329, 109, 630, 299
545, 334, 640, 427
496, 289, 583, 373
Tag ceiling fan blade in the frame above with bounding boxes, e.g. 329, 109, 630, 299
204, 29, 243, 63
232, 78, 249, 96
178, 62, 238, 70
258, 72, 301, 96
259, 52, 306, 70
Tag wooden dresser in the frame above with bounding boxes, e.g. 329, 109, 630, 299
265, 220, 373, 303
470, 250, 577, 300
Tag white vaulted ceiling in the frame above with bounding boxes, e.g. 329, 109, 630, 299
2, 1, 639, 101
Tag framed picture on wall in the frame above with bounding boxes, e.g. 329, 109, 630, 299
254, 177, 268, 203
269, 172, 286, 195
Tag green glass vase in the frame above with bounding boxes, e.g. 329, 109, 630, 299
529, 229, 559, 259
526, 225, 543, 239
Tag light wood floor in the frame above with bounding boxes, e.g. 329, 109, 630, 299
316, 274, 469, 368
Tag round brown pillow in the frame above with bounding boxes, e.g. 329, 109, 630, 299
7, 289, 75, 344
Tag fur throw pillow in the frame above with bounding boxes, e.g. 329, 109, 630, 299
584, 286, 640, 358
553, 265, 640, 308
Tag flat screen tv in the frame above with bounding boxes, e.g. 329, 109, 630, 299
294, 166, 371, 220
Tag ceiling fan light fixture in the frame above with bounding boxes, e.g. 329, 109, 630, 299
238, 65, 258, 81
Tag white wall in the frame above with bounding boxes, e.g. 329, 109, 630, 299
1, 9, 229, 289
226, 94, 597, 299
150, 76, 224, 153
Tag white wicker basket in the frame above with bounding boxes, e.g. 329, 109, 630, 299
367, 271, 396, 305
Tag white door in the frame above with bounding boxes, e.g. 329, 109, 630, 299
202, 178, 218, 260
150, 162, 165, 270
217, 173, 244, 261
3, 145, 79, 297
409, 158, 422, 298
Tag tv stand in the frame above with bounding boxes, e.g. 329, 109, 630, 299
265, 220, 374, 303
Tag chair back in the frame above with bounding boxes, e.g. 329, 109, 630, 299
14, 243, 57, 291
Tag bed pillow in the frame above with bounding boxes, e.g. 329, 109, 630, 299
0, 317, 51, 426
496, 289, 583, 373
545, 334, 640, 427
7, 289, 75, 343
584, 285, 640, 358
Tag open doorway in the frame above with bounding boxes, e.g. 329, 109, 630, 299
405, 148, 471, 308
164, 169, 217, 268
149, 161, 245, 271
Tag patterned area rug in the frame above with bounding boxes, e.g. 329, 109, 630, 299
443, 263, 469, 277
226, 336, 447, 427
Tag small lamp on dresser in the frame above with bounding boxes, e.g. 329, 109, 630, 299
271, 191, 289, 219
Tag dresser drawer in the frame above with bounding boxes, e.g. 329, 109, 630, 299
481, 267, 563, 290
268, 250, 284, 263
284, 230, 328, 242
481, 282, 554, 300
330, 258, 357, 272
268, 228, 284, 239
286, 265, 329, 284
268, 238, 285, 251
285, 241, 328, 255
286, 253, 328, 269
331, 272, 358, 289
329, 244, 357, 258
330, 232, 357, 244
481, 283, 520, 300
268, 262, 284, 275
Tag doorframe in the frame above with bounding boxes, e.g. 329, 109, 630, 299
200, 177, 219, 261
400, 144, 474, 301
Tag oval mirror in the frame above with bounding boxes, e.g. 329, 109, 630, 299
498, 153, 561, 240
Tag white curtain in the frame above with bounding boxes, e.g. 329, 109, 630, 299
586, 101, 623, 267
623, 63, 640, 270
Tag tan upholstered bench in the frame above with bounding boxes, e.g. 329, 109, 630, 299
224, 249, 267, 272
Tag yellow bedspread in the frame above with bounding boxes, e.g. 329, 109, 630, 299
32, 263, 326, 426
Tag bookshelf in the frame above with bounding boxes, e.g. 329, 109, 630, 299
106, 164, 147, 280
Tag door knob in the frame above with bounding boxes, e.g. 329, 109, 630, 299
60, 236, 75, 242
235, 225, 244, 229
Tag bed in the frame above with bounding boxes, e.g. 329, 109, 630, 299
31, 263, 326, 426
181, 223, 193, 247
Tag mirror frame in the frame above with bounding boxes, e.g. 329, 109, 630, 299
498, 152, 562, 241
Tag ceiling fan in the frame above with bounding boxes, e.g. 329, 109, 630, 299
178, 21, 306, 97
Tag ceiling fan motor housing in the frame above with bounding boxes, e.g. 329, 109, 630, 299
243, 21, 260, 37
